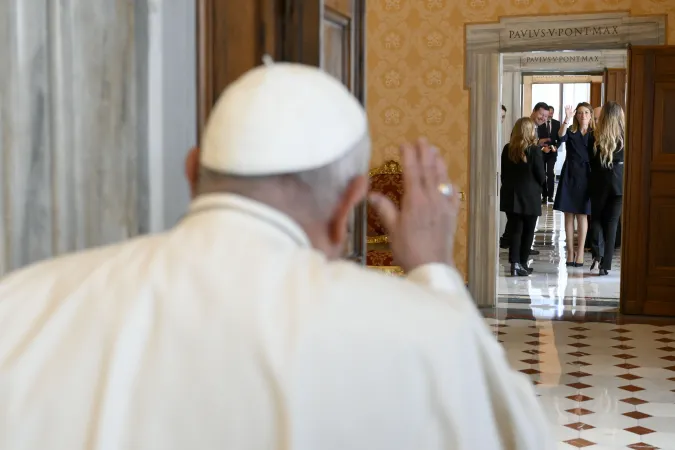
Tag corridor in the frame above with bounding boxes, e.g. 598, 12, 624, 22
498, 203, 621, 313
489, 206, 675, 448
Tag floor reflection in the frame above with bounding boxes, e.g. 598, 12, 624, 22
498, 202, 621, 317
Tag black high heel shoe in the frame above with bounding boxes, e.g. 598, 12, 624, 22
566, 253, 576, 267
590, 257, 603, 270
510, 263, 530, 276
599, 268, 609, 276
572, 253, 584, 267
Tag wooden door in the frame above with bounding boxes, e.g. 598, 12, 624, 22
196, 0, 367, 263
197, 0, 281, 134
281, 0, 366, 261
322, 0, 366, 261
603, 68, 627, 110
622, 46, 675, 316
590, 81, 602, 108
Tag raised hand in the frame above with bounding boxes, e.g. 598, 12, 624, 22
564, 105, 575, 121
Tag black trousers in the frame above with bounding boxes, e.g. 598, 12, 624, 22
501, 217, 512, 244
542, 153, 557, 199
506, 213, 538, 265
590, 194, 623, 270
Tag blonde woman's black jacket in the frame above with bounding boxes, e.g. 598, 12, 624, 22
589, 139, 624, 198
500, 144, 546, 216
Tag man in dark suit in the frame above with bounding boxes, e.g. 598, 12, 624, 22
531, 102, 550, 130
537, 105, 560, 203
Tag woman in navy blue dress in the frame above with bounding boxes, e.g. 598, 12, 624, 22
554, 102, 594, 267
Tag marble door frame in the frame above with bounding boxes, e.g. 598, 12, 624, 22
498, 50, 628, 241
464, 12, 666, 307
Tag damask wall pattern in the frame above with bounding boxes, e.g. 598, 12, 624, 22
365, 0, 675, 279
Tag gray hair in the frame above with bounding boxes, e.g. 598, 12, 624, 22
197, 133, 372, 218
290, 133, 371, 216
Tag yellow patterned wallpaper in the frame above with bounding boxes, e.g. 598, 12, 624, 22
366, 0, 675, 279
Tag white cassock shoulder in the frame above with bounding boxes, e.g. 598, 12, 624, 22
291, 261, 553, 450
0, 234, 164, 363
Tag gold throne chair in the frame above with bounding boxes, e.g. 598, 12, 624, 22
366, 160, 404, 276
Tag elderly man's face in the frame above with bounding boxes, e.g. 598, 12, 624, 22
532, 107, 548, 126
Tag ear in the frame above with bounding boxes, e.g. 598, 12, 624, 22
327, 174, 369, 250
185, 147, 201, 198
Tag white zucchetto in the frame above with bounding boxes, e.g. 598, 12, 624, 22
200, 61, 368, 175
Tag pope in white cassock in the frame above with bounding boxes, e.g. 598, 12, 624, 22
0, 62, 552, 450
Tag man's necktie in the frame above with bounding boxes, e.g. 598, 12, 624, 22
547, 121, 551, 136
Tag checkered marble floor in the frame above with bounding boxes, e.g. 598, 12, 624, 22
489, 184, 675, 447
486, 318, 675, 449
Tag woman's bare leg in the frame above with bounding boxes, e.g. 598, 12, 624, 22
564, 213, 575, 263
575, 214, 588, 264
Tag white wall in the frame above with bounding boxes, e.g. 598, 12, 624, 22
147, 0, 197, 232
499, 71, 522, 236
500, 71, 522, 149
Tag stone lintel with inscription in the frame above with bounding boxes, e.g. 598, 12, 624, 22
505, 24, 620, 41
466, 12, 666, 55
466, 12, 664, 85
502, 50, 627, 72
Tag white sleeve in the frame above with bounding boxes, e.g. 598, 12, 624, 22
408, 265, 554, 449
405, 264, 480, 316
471, 319, 554, 450
406, 263, 467, 294
425, 312, 554, 450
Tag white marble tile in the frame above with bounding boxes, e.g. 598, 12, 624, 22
489, 319, 675, 449
578, 427, 639, 448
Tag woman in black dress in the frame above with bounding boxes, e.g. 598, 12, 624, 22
589, 101, 625, 275
500, 118, 545, 276
554, 102, 594, 267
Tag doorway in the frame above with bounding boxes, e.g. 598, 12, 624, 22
497, 66, 624, 317
465, 12, 667, 311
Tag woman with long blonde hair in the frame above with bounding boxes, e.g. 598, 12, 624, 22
589, 101, 625, 275
499, 117, 546, 276
554, 102, 595, 267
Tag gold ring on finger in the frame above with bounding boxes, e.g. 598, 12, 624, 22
438, 183, 453, 197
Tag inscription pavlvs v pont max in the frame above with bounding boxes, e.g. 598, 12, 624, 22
508, 26, 620, 39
